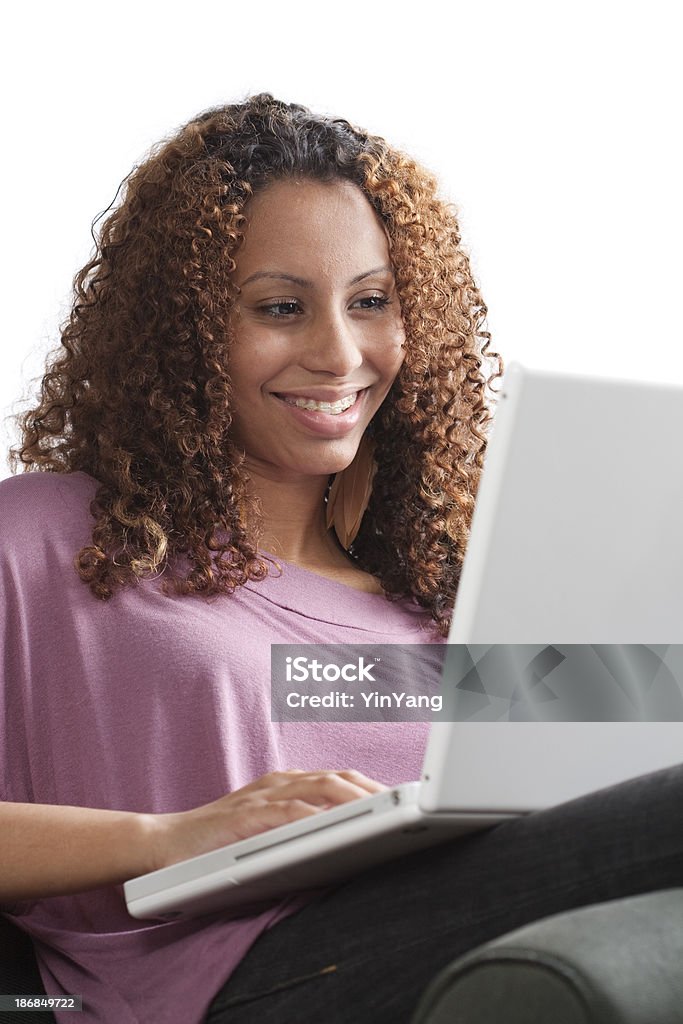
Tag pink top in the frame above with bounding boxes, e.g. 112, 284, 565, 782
0, 470, 446, 1023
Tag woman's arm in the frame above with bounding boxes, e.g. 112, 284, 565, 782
0, 801, 158, 902
0, 769, 385, 903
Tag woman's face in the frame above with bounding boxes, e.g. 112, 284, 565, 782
227, 177, 406, 480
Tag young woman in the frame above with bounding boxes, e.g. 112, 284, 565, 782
2, 92, 682, 1024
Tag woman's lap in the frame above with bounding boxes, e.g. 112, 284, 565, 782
204, 763, 683, 1023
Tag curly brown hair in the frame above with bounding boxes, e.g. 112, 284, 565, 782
7, 91, 503, 638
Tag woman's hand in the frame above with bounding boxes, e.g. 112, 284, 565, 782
149, 769, 387, 873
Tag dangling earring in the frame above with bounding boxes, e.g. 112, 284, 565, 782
325, 432, 378, 550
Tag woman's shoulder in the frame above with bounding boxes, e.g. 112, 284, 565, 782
0, 468, 98, 503
0, 470, 99, 544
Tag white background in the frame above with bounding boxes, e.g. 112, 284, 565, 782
1, 0, 681, 478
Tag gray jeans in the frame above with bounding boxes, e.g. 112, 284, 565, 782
204, 763, 683, 1023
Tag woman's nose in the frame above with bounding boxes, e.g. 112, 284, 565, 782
298, 309, 364, 377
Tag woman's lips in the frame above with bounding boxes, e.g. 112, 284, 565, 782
270, 388, 369, 437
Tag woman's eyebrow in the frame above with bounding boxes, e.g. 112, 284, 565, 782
239, 265, 395, 289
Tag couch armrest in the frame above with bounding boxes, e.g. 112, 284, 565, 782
410, 888, 683, 1024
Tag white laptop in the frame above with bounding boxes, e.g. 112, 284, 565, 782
124, 363, 683, 921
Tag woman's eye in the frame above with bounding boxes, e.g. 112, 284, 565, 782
361, 295, 392, 311
260, 301, 301, 319
257, 295, 392, 320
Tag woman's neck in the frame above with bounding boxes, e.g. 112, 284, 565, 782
242, 464, 349, 567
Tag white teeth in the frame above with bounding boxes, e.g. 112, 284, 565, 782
281, 392, 359, 415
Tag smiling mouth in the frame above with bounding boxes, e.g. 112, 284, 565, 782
272, 389, 367, 415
